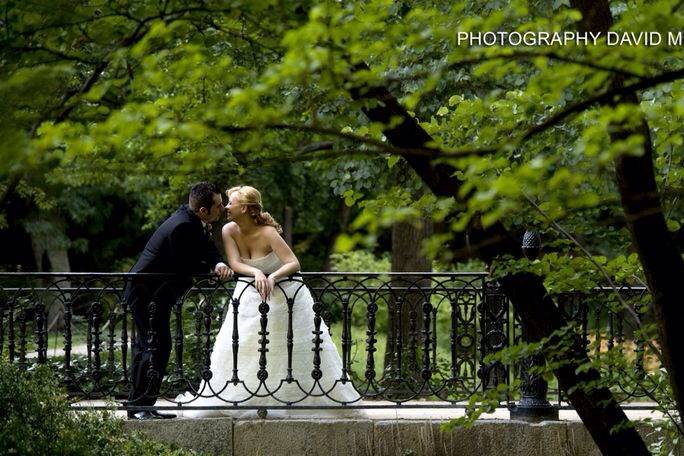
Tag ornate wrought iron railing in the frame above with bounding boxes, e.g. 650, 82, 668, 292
0, 272, 657, 411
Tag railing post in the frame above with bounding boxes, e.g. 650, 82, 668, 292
311, 299, 323, 382
421, 301, 432, 382
257, 298, 270, 381
34, 300, 46, 364
231, 297, 241, 385
509, 345, 558, 421
18, 307, 27, 371
201, 298, 213, 382
193, 299, 203, 384
91, 300, 102, 382
408, 305, 418, 372
107, 302, 116, 375
449, 293, 458, 382
286, 296, 294, 383
510, 230, 558, 422
341, 296, 351, 382
479, 280, 508, 391
174, 296, 185, 379
364, 298, 378, 382
63, 299, 73, 381
393, 295, 403, 381
257, 297, 270, 419
8, 299, 15, 363
146, 299, 160, 392
120, 289, 129, 383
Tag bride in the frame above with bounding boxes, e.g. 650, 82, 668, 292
176, 185, 361, 418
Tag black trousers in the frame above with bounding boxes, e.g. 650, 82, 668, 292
125, 280, 183, 408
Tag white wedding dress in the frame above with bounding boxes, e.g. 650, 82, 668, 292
176, 252, 362, 418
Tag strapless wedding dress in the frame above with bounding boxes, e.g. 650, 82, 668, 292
175, 251, 362, 418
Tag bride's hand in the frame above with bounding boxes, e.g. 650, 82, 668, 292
266, 275, 276, 298
254, 270, 269, 301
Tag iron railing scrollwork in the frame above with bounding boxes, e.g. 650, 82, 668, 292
0, 272, 657, 410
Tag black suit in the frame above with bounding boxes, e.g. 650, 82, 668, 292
126, 204, 223, 409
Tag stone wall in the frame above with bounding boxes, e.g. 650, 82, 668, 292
124, 418, 682, 456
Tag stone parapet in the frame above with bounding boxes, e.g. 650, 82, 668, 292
124, 418, 682, 456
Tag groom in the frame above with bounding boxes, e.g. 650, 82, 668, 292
125, 182, 231, 420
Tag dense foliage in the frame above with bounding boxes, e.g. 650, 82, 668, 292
1, 0, 680, 270
1, 0, 683, 453
0, 360, 202, 455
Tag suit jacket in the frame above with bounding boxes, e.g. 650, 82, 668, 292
131, 204, 223, 276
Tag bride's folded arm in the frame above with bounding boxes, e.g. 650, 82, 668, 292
264, 226, 300, 281
222, 223, 275, 299
221, 222, 300, 299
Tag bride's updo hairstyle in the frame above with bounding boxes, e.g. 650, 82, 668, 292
226, 186, 283, 234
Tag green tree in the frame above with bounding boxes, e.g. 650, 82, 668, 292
3, 1, 684, 454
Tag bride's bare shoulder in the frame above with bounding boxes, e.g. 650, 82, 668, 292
222, 222, 240, 237
260, 225, 280, 238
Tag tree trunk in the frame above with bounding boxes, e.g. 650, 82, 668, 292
391, 220, 433, 272
348, 77, 520, 262
500, 273, 649, 455
282, 205, 293, 247
349, 73, 649, 454
612, 113, 684, 421
569, 0, 684, 421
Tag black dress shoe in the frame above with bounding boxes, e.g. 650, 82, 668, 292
150, 410, 176, 419
127, 411, 157, 420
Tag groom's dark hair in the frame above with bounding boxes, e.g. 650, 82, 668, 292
189, 182, 220, 211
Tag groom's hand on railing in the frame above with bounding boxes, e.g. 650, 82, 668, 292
214, 262, 233, 280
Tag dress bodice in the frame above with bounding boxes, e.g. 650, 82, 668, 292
241, 251, 282, 275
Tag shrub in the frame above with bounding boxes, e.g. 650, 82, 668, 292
329, 250, 391, 272
0, 360, 202, 456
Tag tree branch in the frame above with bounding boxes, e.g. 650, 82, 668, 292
447, 66, 684, 159
520, 67, 684, 142
355, 67, 684, 161
206, 19, 282, 56
299, 141, 334, 154
29, 4, 223, 132
209, 121, 464, 158
6, 46, 101, 64
392, 49, 647, 82
453, 50, 646, 78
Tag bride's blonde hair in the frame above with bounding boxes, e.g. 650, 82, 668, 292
226, 186, 283, 234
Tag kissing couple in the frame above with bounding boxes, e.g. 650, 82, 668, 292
125, 182, 360, 420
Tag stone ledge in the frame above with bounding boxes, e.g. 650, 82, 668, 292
123, 417, 682, 456
373, 420, 670, 456
124, 417, 233, 455
234, 419, 373, 456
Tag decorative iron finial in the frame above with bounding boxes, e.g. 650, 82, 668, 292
522, 230, 541, 259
